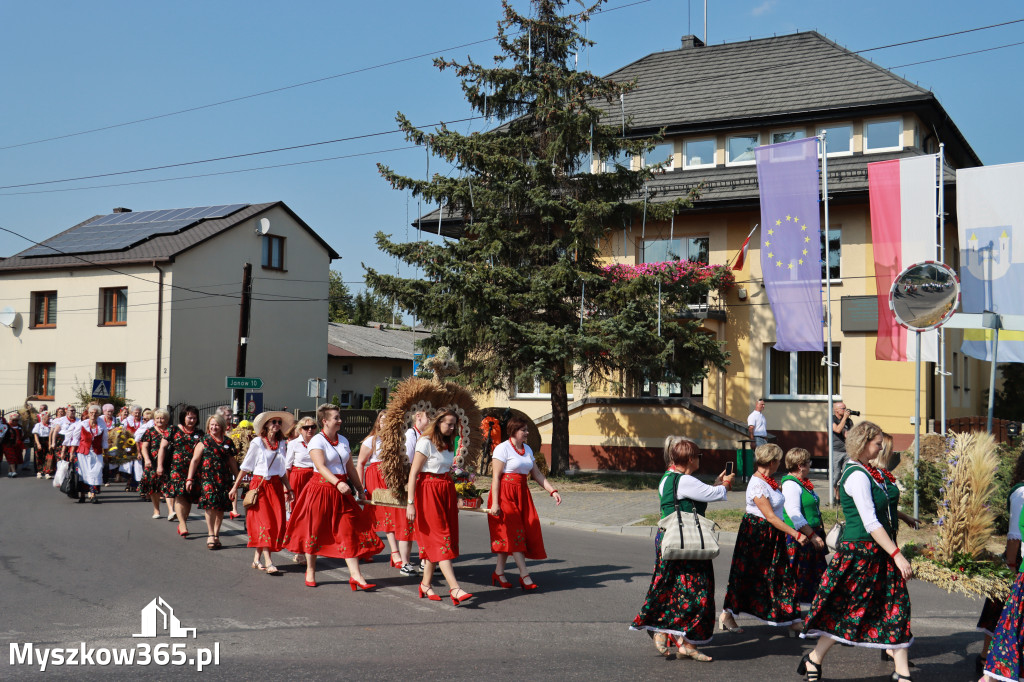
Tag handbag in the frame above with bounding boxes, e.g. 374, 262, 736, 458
658, 473, 721, 561
61, 459, 80, 498
825, 510, 845, 552
53, 459, 68, 487
243, 447, 279, 509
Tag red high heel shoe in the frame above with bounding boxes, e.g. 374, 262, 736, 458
519, 576, 538, 591
304, 578, 317, 588
390, 552, 403, 569
418, 583, 442, 601
349, 579, 376, 592
229, 511, 240, 520
449, 588, 474, 606
491, 572, 513, 588
177, 527, 188, 538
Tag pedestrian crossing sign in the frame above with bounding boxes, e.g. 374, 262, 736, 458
91, 380, 111, 398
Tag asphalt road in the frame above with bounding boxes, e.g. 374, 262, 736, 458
0, 478, 989, 680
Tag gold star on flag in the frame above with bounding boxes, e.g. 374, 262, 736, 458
788, 263, 794, 269
794, 216, 800, 222
768, 252, 774, 259
786, 215, 792, 221
776, 260, 783, 267
798, 259, 804, 265
765, 241, 771, 247
775, 219, 781, 226
802, 248, 808, 255
768, 229, 774, 235
804, 236, 811, 243
801, 224, 807, 231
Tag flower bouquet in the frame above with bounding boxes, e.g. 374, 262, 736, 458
453, 467, 483, 510
107, 427, 138, 465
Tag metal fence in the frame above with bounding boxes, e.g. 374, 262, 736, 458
944, 417, 1021, 445
166, 402, 380, 443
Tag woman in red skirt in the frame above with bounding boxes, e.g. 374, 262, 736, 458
358, 410, 417, 575
283, 404, 383, 588
486, 416, 561, 590
229, 411, 294, 575
285, 416, 318, 503
407, 410, 472, 605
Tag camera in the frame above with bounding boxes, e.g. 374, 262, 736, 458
848, 410, 861, 416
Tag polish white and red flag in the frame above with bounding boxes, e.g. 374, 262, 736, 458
868, 154, 940, 362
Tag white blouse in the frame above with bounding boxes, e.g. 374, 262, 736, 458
285, 437, 314, 470
63, 418, 83, 446
842, 465, 885, 534
746, 475, 785, 519
404, 428, 420, 463
74, 421, 109, 451
492, 440, 536, 475
415, 437, 454, 474
59, 417, 80, 440
781, 479, 810, 529
362, 435, 383, 465
307, 432, 350, 475
134, 420, 154, 442
1007, 486, 1024, 542
239, 438, 288, 478
32, 422, 51, 439
660, 473, 728, 504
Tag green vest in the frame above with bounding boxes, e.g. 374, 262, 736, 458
780, 474, 822, 529
838, 463, 895, 542
1010, 482, 1024, 574
659, 472, 708, 518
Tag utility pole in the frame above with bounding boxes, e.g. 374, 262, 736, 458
234, 263, 253, 421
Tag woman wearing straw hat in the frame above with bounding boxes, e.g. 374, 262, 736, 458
230, 410, 295, 575
284, 403, 384, 588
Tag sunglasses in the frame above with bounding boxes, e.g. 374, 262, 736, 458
268, 419, 282, 425
301, 425, 316, 431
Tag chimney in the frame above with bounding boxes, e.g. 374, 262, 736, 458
681, 35, 705, 49
113, 207, 132, 213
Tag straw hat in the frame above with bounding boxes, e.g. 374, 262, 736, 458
252, 410, 294, 436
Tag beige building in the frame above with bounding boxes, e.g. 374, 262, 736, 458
0, 202, 337, 412
326, 322, 429, 408
428, 32, 990, 471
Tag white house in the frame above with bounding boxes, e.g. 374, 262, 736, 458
326, 322, 430, 407
0, 202, 338, 411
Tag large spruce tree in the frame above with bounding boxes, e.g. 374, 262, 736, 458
366, 0, 732, 474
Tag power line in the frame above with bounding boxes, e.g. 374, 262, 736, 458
889, 40, 1024, 69
856, 17, 1024, 53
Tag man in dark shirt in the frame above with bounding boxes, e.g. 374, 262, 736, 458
831, 400, 853, 497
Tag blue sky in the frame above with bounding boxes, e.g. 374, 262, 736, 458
1, 0, 1022, 292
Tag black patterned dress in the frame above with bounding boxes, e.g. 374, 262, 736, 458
162, 427, 204, 499
138, 427, 171, 498
196, 435, 236, 512
804, 462, 912, 648
631, 471, 727, 645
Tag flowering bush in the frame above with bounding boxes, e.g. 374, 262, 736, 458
601, 260, 735, 290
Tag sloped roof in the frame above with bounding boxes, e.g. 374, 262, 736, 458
0, 201, 339, 271
327, 322, 430, 360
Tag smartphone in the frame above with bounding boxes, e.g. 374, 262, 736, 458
725, 462, 734, 476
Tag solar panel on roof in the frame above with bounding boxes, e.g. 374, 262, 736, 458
21, 204, 249, 257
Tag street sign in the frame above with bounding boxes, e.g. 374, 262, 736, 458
307, 378, 327, 399
226, 377, 263, 390
91, 380, 111, 398
245, 391, 263, 416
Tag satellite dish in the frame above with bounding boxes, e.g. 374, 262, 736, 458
0, 307, 15, 328
256, 218, 271, 235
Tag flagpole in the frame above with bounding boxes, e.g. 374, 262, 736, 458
727, 223, 759, 268
820, 132, 835, 507
938, 144, 948, 435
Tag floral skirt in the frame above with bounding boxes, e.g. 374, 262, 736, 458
787, 525, 827, 603
487, 473, 547, 559
164, 451, 197, 500
43, 445, 59, 476
139, 462, 165, 498
723, 514, 801, 625
984, 572, 1024, 682
630, 528, 715, 644
414, 473, 459, 562
197, 455, 232, 512
804, 540, 913, 648
283, 474, 384, 559
245, 475, 287, 551
365, 462, 414, 540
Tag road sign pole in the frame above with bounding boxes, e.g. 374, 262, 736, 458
234, 263, 253, 420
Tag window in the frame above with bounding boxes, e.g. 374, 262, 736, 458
391, 365, 403, 379
643, 236, 709, 264
601, 149, 632, 173
726, 134, 759, 165
31, 291, 57, 328
768, 345, 841, 399
952, 351, 959, 389
262, 235, 285, 270
100, 287, 127, 325
513, 376, 574, 399
771, 129, 805, 144
643, 141, 674, 170
97, 363, 126, 398
683, 138, 716, 168
340, 363, 352, 375
821, 226, 841, 280
338, 391, 352, 407
30, 363, 56, 400
817, 123, 853, 156
864, 118, 903, 152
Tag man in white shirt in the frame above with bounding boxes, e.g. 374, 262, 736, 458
747, 398, 768, 447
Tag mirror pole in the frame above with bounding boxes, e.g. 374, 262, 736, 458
913, 331, 922, 520
987, 327, 1000, 434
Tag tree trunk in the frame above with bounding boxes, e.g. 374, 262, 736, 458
549, 379, 571, 475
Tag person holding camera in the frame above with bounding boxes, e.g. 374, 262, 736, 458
831, 401, 857, 497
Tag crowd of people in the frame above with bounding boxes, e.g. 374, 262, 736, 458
2, 402, 562, 606
631, 422, 1024, 682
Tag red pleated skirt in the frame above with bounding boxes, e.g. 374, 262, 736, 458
487, 473, 547, 559
414, 472, 459, 562
283, 474, 384, 559
245, 475, 287, 551
365, 462, 415, 540
288, 466, 315, 501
